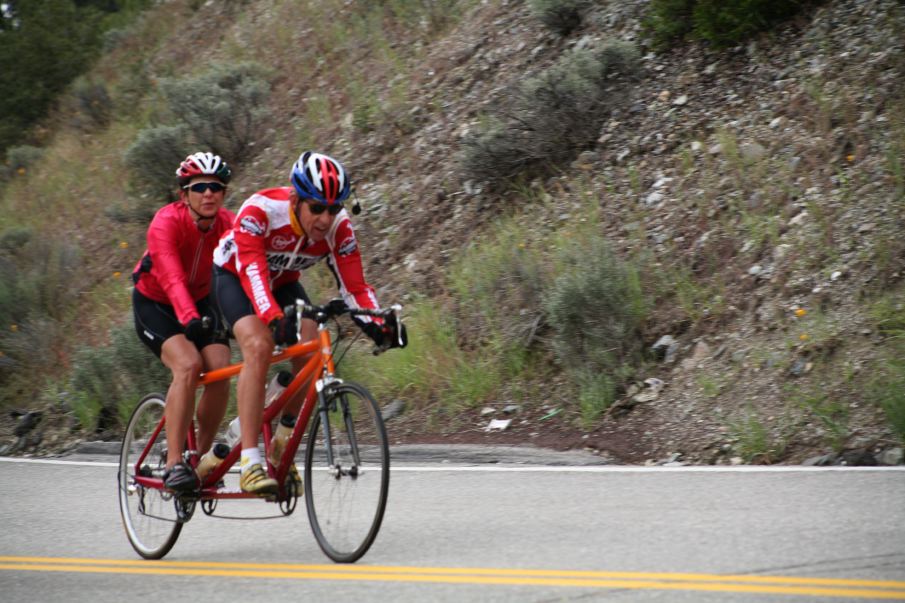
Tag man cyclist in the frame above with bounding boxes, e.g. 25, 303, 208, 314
132, 152, 235, 493
211, 151, 405, 495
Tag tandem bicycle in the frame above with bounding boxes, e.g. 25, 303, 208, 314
117, 299, 402, 563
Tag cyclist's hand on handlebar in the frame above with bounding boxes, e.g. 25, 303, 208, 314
270, 308, 298, 346
184, 317, 211, 345
362, 319, 408, 351
326, 298, 348, 315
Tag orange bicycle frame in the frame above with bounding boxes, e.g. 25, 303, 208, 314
132, 326, 337, 498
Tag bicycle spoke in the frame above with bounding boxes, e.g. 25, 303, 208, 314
304, 383, 389, 563
118, 394, 183, 559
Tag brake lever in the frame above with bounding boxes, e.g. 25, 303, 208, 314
387, 304, 404, 347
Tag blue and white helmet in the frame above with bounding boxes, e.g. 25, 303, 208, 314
290, 151, 350, 205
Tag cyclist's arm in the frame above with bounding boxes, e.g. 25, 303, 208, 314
233, 206, 283, 325
147, 213, 200, 326
326, 218, 381, 323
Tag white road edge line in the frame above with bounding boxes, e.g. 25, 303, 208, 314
0, 456, 903, 472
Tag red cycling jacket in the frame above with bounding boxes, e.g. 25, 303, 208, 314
213, 187, 379, 326
133, 201, 236, 326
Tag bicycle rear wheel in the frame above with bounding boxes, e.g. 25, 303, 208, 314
304, 382, 389, 563
118, 393, 183, 559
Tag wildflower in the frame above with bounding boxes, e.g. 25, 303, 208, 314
795, 308, 807, 318
10, 324, 18, 332
16, 167, 26, 176
846, 154, 855, 163
119, 241, 129, 249
799, 333, 809, 342
113, 271, 122, 279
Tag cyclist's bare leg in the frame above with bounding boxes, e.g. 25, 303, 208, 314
282, 317, 318, 417
160, 335, 203, 469
194, 342, 231, 454
232, 314, 273, 451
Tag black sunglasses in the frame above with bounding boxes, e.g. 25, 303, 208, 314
184, 182, 226, 194
306, 201, 343, 216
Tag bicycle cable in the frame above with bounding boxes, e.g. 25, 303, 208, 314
330, 316, 365, 369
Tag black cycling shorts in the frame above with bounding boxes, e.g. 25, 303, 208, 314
211, 265, 311, 332
132, 288, 229, 358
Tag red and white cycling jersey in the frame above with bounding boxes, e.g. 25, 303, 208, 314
133, 201, 235, 326
213, 187, 379, 325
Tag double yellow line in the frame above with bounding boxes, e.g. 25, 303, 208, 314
2, 556, 905, 599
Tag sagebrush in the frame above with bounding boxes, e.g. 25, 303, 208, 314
461, 42, 639, 187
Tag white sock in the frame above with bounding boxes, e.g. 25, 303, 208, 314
240, 447, 262, 473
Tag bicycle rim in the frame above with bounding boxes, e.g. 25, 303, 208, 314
304, 382, 389, 563
118, 393, 183, 559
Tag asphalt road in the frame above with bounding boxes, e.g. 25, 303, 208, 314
1, 448, 904, 602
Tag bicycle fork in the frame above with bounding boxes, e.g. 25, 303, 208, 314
316, 382, 361, 479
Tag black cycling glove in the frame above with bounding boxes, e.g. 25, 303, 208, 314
270, 309, 298, 346
184, 317, 210, 345
362, 320, 408, 349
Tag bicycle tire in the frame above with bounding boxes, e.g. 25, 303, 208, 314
304, 382, 389, 563
118, 393, 183, 559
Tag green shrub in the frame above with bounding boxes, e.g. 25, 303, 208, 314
726, 406, 787, 463
692, 0, 809, 47
70, 77, 114, 130
529, 0, 591, 36
870, 292, 905, 340
575, 369, 616, 428
642, 0, 695, 48
4, 145, 45, 175
0, 234, 83, 409
873, 366, 905, 444
459, 120, 526, 185
158, 62, 271, 162
644, 0, 819, 49
338, 297, 496, 412
0, 232, 82, 327
69, 321, 170, 432
123, 125, 190, 207
461, 42, 639, 186
545, 237, 647, 380
867, 331, 905, 443
0, 0, 104, 153
450, 221, 549, 352
541, 234, 648, 425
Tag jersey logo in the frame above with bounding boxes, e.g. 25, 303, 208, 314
337, 234, 358, 256
245, 262, 271, 313
239, 216, 265, 236
271, 235, 295, 250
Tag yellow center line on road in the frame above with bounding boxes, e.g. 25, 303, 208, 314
2, 556, 904, 599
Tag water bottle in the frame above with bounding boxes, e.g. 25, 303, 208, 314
269, 414, 296, 467
196, 442, 229, 481
225, 416, 241, 447
264, 370, 293, 407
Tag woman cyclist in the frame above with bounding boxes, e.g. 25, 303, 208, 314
132, 152, 236, 493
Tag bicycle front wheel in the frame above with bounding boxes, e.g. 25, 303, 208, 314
304, 382, 389, 563
118, 393, 183, 559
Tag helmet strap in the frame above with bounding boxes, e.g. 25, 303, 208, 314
185, 199, 214, 232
